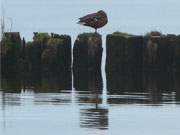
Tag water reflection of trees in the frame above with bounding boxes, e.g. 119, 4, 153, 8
106, 72, 180, 104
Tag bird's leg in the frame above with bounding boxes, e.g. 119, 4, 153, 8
95, 28, 97, 33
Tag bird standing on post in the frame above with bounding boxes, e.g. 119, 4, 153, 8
77, 10, 108, 33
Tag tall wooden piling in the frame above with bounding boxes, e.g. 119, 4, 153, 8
143, 36, 174, 72
106, 72, 143, 95
73, 33, 103, 92
106, 32, 143, 73
73, 33, 103, 72
41, 34, 71, 73
1, 32, 23, 76
26, 32, 50, 73
73, 70, 103, 92
106, 32, 177, 73
172, 35, 180, 72
25, 33, 71, 74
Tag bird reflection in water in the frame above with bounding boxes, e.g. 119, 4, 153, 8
73, 70, 109, 129
106, 71, 180, 105
73, 70, 103, 104
80, 108, 108, 130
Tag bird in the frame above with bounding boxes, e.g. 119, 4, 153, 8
77, 10, 108, 33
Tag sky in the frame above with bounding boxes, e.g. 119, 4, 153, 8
1, 0, 180, 40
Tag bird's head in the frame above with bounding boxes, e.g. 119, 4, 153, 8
97, 10, 106, 14
97, 10, 108, 24
97, 10, 107, 18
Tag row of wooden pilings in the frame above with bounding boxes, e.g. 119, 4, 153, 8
1, 32, 180, 77
106, 33, 180, 73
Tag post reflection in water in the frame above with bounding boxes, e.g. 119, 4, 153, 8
80, 108, 108, 130
73, 70, 109, 129
143, 72, 174, 104
174, 74, 180, 102
1, 71, 72, 93
1, 70, 180, 133
0, 71, 72, 106
106, 72, 180, 105
73, 70, 103, 105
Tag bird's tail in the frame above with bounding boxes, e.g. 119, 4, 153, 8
77, 20, 86, 25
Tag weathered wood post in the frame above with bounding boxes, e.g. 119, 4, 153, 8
1, 32, 22, 76
73, 33, 103, 91
106, 72, 143, 95
41, 33, 71, 74
106, 32, 143, 73
25, 33, 50, 73
25, 33, 72, 74
143, 35, 174, 72
32, 32, 50, 72
172, 35, 180, 72
126, 36, 143, 72
73, 69, 103, 92
73, 33, 103, 71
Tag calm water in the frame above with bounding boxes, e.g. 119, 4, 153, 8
0, 72, 180, 135
1, 0, 180, 134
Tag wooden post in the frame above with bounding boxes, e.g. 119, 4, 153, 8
73, 33, 103, 72
143, 36, 173, 72
106, 33, 143, 73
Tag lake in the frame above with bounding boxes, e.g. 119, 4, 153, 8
1, 0, 180, 135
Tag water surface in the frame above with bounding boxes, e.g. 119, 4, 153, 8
0, 72, 180, 135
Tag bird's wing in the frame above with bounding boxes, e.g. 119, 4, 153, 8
79, 12, 96, 20
78, 13, 99, 25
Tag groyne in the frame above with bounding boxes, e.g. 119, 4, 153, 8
1, 31, 180, 78
105, 32, 180, 73
1, 32, 72, 77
